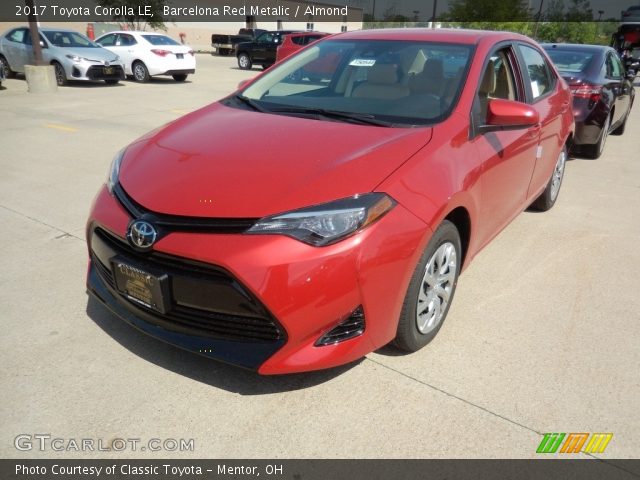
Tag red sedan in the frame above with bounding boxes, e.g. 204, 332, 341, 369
87, 29, 574, 374
276, 32, 330, 62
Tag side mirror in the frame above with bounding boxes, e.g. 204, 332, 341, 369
39, 40, 47, 48
479, 99, 539, 134
626, 70, 637, 80
237, 78, 251, 89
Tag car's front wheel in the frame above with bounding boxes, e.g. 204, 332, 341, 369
394, 220, 461, 352
52, 61, 67, 86
529, 145, 567, 212
237, 53, 252, 70
172, 74, 188, 82
132, 61, 150, 82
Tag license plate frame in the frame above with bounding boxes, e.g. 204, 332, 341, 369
103, 67, 114, 75
176, 54, 184, 59
112, 257, 170, 314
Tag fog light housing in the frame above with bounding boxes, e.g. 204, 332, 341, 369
72, 67, 81, 77
315, 306, 365, 346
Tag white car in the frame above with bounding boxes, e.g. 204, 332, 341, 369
95, 31, 195, 82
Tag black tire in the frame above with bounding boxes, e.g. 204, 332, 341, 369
394, 220, 461, 352
0, 55, 15, 78
132, 61, 150, 82
261, 63, 273, 70
172, 74, 188, 82
237, 52, 252, 70
530, 145, 567, 212
104, 79, 119, 85
52, 61, 67, 86
583, 113, 610, 159
611, 108, 630, 136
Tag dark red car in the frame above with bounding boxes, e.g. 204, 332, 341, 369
543, 43, 635, 159
276, 32, 330, 62
87, 29, 574, 374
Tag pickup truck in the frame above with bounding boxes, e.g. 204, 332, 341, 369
236, 30, 303, 70
211, 28, 266, 56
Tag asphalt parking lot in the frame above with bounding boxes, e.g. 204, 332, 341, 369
1, 53, 639, 461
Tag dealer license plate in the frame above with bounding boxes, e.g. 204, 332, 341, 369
112, 258, 169, 314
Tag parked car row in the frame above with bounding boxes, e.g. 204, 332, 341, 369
0, 26, 196, 86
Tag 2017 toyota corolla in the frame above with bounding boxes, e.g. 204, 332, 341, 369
86, 29, 574, 374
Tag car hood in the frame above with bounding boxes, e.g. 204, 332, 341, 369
119, 102, 432, 218
54, 46, 118, 63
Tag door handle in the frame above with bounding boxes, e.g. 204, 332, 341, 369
527, 123, 541, 138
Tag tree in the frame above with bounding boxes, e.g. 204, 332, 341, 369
443, 0, 531, 22
98, 0, 167, 31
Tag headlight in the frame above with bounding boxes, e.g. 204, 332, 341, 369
106, 149, 125, 194
65, 54, 85, 62
247, 193, 396, 246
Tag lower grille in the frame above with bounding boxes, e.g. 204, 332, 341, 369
315, 306, 365, 346
90, 228, 283, 343
87, 65, 124, 80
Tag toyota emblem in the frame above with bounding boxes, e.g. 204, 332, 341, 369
127, 220, 157, 249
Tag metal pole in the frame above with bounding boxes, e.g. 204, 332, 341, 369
431, 0, 437, 28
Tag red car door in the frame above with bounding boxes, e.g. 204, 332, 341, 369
470, 45, 539, 247
516, 43, 569, 202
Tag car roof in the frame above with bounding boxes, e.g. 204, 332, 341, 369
333, 28, 531, 45
288, 32, 330, 37
39, 27, 82, 33
542, 43, 612, 53
97, 31, 168, 35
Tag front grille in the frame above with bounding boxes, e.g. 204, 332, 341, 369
86, 65, 124, 80
90, 228, 284, 343
114, 183, 257, 234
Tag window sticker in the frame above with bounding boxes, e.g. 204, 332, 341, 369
531, 80, 540, 97
349, 59, 376, 67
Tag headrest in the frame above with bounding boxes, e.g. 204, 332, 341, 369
421, 58, 444, 78
367, 64, 398, 85
479, 59, 496, 95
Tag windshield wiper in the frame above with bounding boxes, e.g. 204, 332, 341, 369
232, 94, 268, 113
269, 106, 394, 127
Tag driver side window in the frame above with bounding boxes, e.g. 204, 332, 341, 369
474, 48, 519, 124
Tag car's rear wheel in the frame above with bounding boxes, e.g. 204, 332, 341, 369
0, 55, 15, 78
237, 53, 252, 70
172, 74, 188, 82
52, 62, 67, 86
611, 107, 631, 136
132, 61, 150, 82
394, 220, 461, 352
530, 145, 567, 212
584, 113, 610, 159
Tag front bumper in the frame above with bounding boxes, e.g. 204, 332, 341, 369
67, 61, 125, 81
87, 186, 430, 374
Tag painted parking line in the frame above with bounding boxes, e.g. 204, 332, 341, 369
43, 123, 77, 132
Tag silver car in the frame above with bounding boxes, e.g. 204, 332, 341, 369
0, 27, 125, 86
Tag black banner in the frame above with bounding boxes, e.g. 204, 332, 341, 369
2, 460, 640, 480
0, 0, 639, 23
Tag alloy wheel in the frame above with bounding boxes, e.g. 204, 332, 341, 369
549, 148, 566, 202
416, 242, 457, 334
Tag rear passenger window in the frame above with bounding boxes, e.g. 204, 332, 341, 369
7, 29, 26, 43
291, 36, 305, 46
518, 44, 554, 100
606, 54, 623, 78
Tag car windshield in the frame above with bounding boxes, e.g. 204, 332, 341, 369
141, 35, 180, 46
43, 31, 99, 48
545, 49, 594, 74
237, 39, 474, 126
